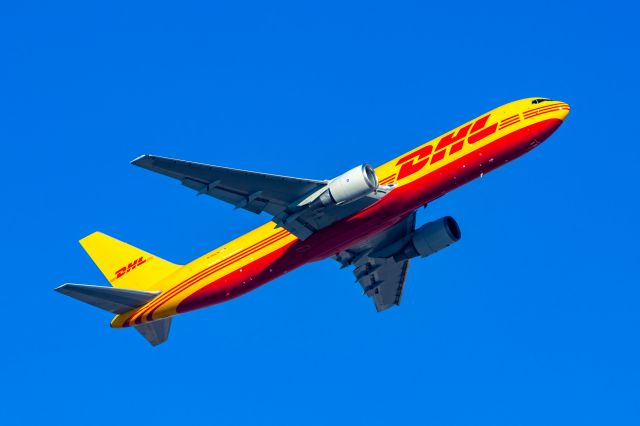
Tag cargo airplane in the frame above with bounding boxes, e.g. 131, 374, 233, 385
56, 98, 570, 346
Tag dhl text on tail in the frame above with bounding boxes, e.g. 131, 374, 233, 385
56, 97, 570, 346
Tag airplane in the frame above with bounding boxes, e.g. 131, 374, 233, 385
56, 97, 570, 346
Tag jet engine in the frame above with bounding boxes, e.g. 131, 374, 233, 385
309, 164, 379, 208
394, 216, 461, 261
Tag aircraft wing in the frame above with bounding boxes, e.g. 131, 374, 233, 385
133, 155, 393, 240
132, 155, 326, 216
333, 213, 415, 311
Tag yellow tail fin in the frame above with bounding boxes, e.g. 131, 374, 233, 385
80, 232, 181, 290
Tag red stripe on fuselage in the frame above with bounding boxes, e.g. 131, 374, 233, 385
499, 115, 520, 126
523, 103, 569, 118
124, 230, 290, 326
499, 119, 520, 130
141, 231, 291, 322
378, 175, 397, 185
177, 242, 297, 314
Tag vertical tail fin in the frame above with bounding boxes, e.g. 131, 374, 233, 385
80, 232, 181, 290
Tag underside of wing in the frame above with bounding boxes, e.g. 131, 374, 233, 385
132, 155, 326, 216
334, 213, 416, 311
356, 257, 410, 312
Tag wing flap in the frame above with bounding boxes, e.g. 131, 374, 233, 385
357, 258, 410, 311
334, 213, 415, 311
359, 259, 409, 312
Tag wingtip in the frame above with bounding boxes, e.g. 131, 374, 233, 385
79, 231, 105, 246
131, 154, 152, 166
54, 283, 73, 294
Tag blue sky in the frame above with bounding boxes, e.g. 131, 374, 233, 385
1, 1, 638, 425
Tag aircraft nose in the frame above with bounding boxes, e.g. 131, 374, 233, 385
557, 101, 570, 120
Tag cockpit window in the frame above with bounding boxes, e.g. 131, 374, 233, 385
531, 98, 552, 104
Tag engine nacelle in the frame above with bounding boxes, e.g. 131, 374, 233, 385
395, 216, 461, 261
310, 164, 378, 207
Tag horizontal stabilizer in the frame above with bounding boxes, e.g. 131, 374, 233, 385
55, 283, 160, 314
135, 318, 172, 346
